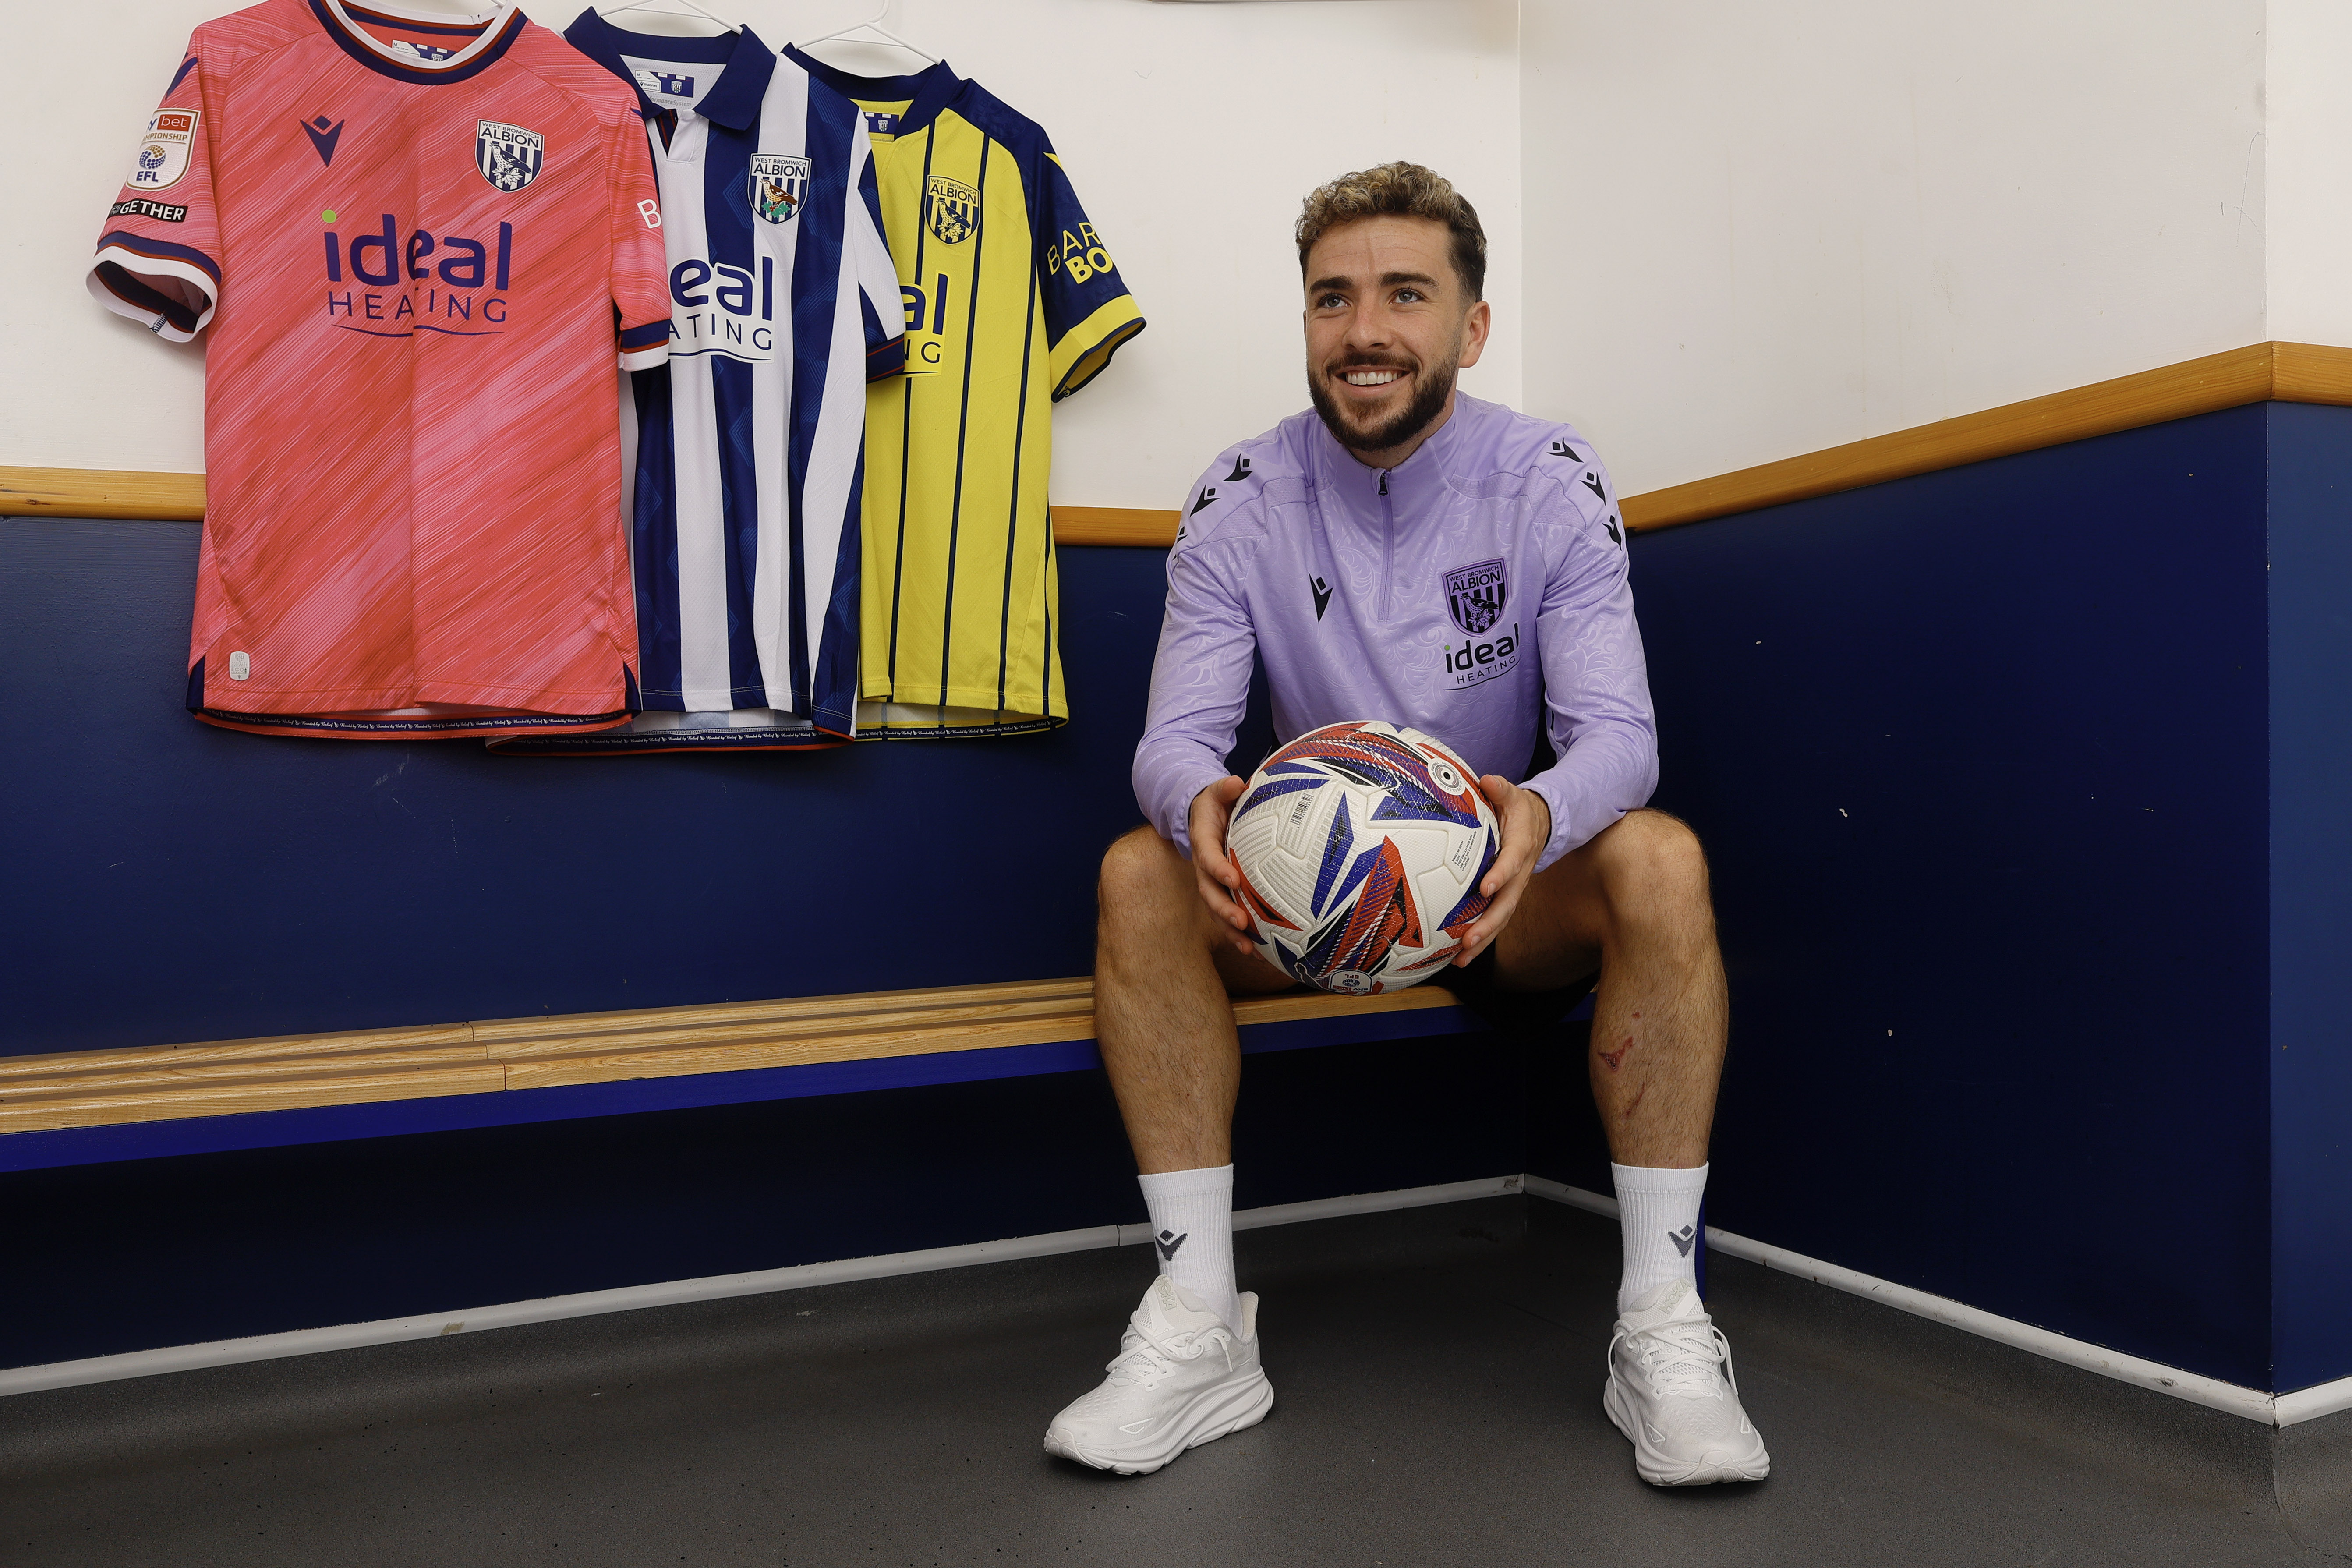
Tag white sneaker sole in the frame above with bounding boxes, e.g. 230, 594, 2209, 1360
1043, 1371, 1274, 1476
1602, 1374, 1771, 1486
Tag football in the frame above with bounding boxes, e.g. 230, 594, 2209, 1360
1224, 720, 1501, 995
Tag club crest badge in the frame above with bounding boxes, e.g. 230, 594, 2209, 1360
476, 120, 544, 192
126, 110, 198, 193
1443, 559, 1507, 636
925, 175, 979, 244
750, 154, 810, 223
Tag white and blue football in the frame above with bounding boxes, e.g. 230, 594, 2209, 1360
1224, 720, 1500, 995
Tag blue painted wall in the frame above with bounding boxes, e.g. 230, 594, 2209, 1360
0, 530, 1172, 1054
1540, 405, 2280, 1390
2264, 402, 2352, 1395
0, 1034, 1528, 1368
8, 405, 2344, 1391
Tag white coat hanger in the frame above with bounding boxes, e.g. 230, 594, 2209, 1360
799, 1, 936, 64
596, 0, 738, 33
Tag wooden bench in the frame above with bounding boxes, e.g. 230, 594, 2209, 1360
0, 977, 1484, 1172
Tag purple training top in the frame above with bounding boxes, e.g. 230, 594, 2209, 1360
1132, 393, 1659, 873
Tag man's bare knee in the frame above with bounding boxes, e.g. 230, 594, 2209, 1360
1099, 825, 1178, 903
1097, 826, 1212, 948
1593, 809, 1712, 910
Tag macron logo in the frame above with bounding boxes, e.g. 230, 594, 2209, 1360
301, 114, 344, 167
1155, 1229, 1187, 1261
1668, 1225, 1698, 1258
1189, 487, 1218, 516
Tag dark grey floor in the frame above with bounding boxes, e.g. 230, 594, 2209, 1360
2, 1198, 2346, 1567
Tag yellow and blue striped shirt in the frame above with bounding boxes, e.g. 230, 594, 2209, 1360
788, 50, 1145, 736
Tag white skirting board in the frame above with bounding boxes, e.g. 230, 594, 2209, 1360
6, 1171, 2346, 1429
1523, 1175, 2352, 1430
0, 1174, 1523, 1401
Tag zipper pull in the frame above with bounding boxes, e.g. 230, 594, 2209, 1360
1379, 471, 1389, 496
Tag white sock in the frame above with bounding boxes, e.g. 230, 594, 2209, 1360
1612, 1161, 1708, 1315
1137, 1164, 1239, 1329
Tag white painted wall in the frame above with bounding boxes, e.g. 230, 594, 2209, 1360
0, 0, 1521, 511
1518, 0, 2270, 494
23, 1, 2350, 507
2264, 0, 2352, 350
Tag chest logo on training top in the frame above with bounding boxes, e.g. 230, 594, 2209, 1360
1442, 558, 1519, 689
750, 155, 810, 223
1444, 559, 1507, 635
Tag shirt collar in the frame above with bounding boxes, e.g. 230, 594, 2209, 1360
782, 45, 965, 137
562, 9, 775, 129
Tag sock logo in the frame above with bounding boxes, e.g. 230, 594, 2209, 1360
1668, 1224, 1698, 1258
1155, 1228, 1188, 1261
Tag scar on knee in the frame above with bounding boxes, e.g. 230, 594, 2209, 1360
1597, 1037, 1635, 1072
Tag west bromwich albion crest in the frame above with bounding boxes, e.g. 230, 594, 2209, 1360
925, 175, 979, 244
750, 154, 810, 224
476, 120, 544, 192
1444, 559, 1507, 636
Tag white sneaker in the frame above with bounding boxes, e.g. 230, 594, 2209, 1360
1602, 1278, 1772, 1485
1043, 1277, 1273, 1475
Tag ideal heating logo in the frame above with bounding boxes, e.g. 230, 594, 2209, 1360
668, 255, 782, 360
321, 213, 516, 337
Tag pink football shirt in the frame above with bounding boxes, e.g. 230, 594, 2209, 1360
90, 0, 672, 737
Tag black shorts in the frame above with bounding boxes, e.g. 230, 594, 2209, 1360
1439, 944, 1599, 1039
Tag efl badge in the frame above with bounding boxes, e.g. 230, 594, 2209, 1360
476, 120, 544, 192
925, 175, 979, 244
750, 154, 810, 223
126, 110, 198, 193
1443, 559, 1507, 636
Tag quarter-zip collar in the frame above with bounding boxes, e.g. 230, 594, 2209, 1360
1310, 396, 1472, 536
562, 11, 776, 128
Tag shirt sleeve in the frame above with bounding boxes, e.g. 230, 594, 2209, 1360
88, 46, 221, 342
1034, 145, 1144, 401
1519, 458, 1660, 871
850, 122, 905, 382
1132, 481, 1257, 856
609, 117, 671, 372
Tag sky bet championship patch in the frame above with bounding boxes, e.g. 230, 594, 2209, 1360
124, 110, 197, 192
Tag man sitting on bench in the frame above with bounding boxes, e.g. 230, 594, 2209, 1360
1043, 162, 1769, 1487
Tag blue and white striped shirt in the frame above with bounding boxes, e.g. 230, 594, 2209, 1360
543, 14, 903, 750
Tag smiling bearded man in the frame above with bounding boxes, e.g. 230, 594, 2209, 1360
1043, 162, 1769, 1488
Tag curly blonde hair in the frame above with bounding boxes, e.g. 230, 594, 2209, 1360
1295, 162, 1486, 301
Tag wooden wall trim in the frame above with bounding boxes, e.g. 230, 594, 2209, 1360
8, 343, 2350, 541
1048, 506, 1183, 547
0, 466, 207, 522
1623, 341, 2352, 532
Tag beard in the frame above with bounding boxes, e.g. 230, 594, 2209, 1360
1307, 345, 1460, 456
